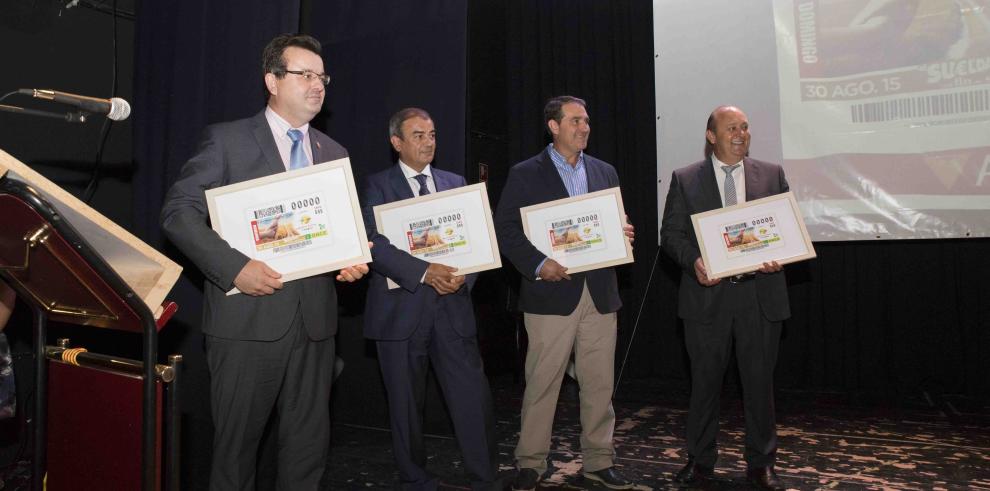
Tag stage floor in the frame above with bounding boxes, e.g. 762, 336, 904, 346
325, 376, 990, 490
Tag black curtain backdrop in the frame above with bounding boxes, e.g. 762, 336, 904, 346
496, 0, 990, 398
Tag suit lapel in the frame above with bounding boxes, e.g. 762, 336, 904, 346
697, 157, 723, 211
433, 170, 450, 193
585, 157, 606, 192
389, 165, 415, 200
537, 150, 570, 200
743, 157, 761, 201
252, 112, 286, 175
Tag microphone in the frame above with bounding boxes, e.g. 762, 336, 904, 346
19, 88, 131, 121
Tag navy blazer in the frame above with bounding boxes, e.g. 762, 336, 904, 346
361, 165, 478, 341
660, 157, 791, 322
494, 148, 622, 315
161, 110, 348, 341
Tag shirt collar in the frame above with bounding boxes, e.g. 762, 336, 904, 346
398, 160, 432, 179
265, 106, 310, 135
711, 153, 744, 171
547, 143, 585, 172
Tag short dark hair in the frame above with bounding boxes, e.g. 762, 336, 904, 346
703, 105, 732, 158
388, 107, 432, 139
262, 33, 322, 98
543, 95, 587, 135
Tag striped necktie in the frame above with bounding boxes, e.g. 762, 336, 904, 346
722, 164, 740, 206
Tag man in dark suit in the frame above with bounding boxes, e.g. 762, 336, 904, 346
660, 105, 790, 491
361, 108, 497, 490
160, 34, 368, 490
495, 96, 634, 491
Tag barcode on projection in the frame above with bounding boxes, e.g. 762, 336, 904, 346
851, 89, 989, 123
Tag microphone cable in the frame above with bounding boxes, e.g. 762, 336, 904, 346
82, 0, 119, 204
613, 243, 663, 400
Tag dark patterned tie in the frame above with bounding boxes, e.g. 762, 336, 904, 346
722, 164, 740, 206
413, 174, 431, 196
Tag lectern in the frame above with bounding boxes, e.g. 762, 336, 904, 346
0, 148, 182, 490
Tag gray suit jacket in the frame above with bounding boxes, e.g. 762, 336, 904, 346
660, 157, 791, 322
161, 110, 348, 341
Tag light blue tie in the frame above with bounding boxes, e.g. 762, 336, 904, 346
413, 174, 431, 196
722, 164, 740, 206
287, 128, 309, 170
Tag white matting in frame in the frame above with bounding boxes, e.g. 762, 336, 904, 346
520, 187, 633, 274
374, 182, 501, 281
206, 158, 372, 295
691, 191, 816, 280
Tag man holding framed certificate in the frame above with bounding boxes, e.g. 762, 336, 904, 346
160, 34, 368, 490
660, 106, 790, 491
495, 96, 635, 490
360, 108, 497, 490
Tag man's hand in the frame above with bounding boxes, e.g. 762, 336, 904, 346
435, 274, 466, 295
336, 263, 369, 282
539, 259, 571, 282
335, 242, 374, 282
757, 260, 782, 274
693, 257, 720, 287
425, 263, 460, 294
234, 259, 283, 296
623, 214, 635, 245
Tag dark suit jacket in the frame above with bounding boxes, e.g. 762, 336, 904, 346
660, 157, 791, 322
494, 148, 622, 315
160, 110, 348, 341
361, 165, 477, 341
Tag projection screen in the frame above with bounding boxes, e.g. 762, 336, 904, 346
654, 0, 990, 242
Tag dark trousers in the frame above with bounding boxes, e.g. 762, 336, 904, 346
376, 319, 497, 491
684, 280, 781, 469
206, 308, 334, 491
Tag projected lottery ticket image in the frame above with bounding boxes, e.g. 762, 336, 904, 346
773, 0, 990, 239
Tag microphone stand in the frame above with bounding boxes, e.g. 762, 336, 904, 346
0, 103, 89, 123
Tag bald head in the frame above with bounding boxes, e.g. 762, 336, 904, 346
704, 106, 750, 163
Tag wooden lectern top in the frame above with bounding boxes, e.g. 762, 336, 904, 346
0, 148, 181, 318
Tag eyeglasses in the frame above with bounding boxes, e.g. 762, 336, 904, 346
282, 70, 331, 86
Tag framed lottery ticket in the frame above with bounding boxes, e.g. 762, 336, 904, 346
520, 187, 633, 274
373, 182, 501, 279
691, 191, 816, 280
205, 158, 372, 294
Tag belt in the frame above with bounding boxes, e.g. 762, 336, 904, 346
727, 272, 756, 284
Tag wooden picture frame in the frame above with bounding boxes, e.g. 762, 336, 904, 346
205, 158, 372, 294
373, 182, 501, 282
691, 191, 816, 280
520, 187, 633, 275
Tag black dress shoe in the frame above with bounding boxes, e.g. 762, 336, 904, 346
582, 466, 634, 489
512, 468, 540, 491
673, 458, 713, 485
746, 466, 785, 491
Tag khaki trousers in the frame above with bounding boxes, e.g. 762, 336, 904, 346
515, 283, 617, 473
